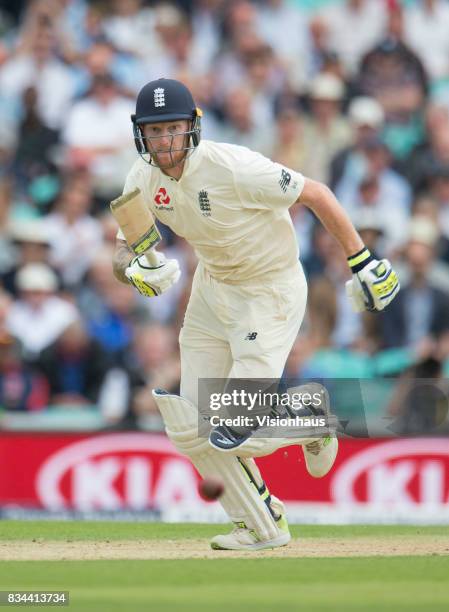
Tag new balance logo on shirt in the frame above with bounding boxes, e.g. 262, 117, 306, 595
279, 169, 291, 193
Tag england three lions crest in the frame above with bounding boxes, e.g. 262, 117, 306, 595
198, 190, 211, 217
154, 87, 165, 108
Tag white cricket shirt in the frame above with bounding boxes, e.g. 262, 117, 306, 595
118, 140, 305, 283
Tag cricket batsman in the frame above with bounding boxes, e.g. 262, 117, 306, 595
113, 78, 399, 550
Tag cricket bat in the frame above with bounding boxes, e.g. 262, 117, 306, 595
110, 188, 161, 267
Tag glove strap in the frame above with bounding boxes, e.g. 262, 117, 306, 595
347, 247, 374, 274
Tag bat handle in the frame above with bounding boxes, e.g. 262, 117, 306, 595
143, 249, 160, 268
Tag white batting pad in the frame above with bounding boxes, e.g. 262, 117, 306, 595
152, 390, 282, 541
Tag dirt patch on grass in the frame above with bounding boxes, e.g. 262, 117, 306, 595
1, 536, 449, 560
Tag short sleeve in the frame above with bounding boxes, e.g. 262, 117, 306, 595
233, 148, 305, 210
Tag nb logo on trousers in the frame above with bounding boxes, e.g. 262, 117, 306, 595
245, 332, 258, 340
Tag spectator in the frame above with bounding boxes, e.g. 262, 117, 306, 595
35, 319, 113, 407
2, 219, 57, 296
53, 0, 91, 60
294, 277, 369, 378
301, 73, 352, 183
352, 208, 385, 260
426, 165, 449, 247
62, 73, 135, 199
145, 9, 212, 83
191, 0, 226, 73
0, 12, 76, 131
129, 323, 180, 424
358, 38, 428, 119
73, 2, 108, 52
102, 0, 158, 58
412, 193, 449, 284
213, 1, 262, 97
405, 104, 449, 193
73, 37, 149, 100
0, 332, 49, 412
307, 15, 333, 81
386, 352, 449, 434
257, 0, 310, 91
330, 96, 385, 189
303, 225, 362, 348
244, 43, 284, 123
185, 74, 223, 140
0, 288, 49, 411
283, 333, 315, 381
404, 0, 449, 82
78, 246, 142, 355
43, 170, 103, 288
18, 0, 85, 67
269, 99, 305, 171
6, 263, 78, 359
380, 216, 449, 348
357, 16, 428, 159
219, 87, 274, 154
319, 0, 387, 76
12, 85, 59, 189
335, 137, 411, 251
0, 180, 17, 275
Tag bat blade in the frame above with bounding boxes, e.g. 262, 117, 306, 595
110, 188, 161, 265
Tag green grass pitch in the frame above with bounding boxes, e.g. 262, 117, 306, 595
0, 522, 448, 611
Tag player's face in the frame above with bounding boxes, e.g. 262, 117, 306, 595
142, 120, 190, 168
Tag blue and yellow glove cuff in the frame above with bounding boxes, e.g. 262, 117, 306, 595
347, 247, 374, 274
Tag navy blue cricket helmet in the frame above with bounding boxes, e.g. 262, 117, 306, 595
131, 78, 202, 167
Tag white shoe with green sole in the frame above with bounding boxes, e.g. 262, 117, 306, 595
210, 515, 291, 551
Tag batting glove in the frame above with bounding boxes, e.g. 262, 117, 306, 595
125, 250, 180, 297
345, 247, 400, 312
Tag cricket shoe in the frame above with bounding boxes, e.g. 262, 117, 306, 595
210, 515, 291, 551
303, 436, 338, 478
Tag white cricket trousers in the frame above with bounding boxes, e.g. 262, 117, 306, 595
179, 261, 308, 405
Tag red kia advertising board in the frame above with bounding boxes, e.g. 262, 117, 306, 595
1, 433, 448, 521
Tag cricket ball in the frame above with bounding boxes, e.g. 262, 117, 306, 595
198, 476, 225, 501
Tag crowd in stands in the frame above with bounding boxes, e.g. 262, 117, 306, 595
1, 0, 449, 432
